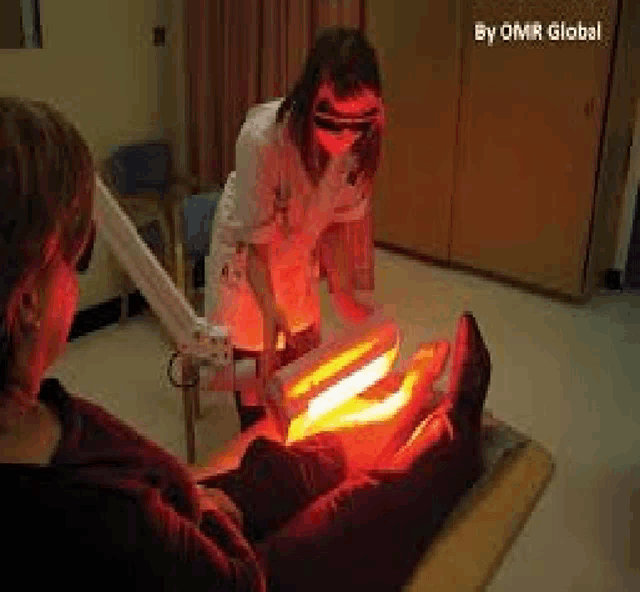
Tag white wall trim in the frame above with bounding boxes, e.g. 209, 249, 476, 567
614, 97, 640, 282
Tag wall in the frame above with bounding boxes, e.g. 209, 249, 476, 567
162, 0, 187, 174
0, 0, 181, 309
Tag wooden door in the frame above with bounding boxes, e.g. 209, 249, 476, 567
367, 0, 462, 259
452, 0, 619, 296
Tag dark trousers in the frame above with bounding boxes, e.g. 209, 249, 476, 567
202, 410, 482, 592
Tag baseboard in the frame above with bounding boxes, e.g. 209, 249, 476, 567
374, 242, 586, 304
68, 291, 149, 342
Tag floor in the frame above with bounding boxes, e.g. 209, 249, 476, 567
49, 248, 640, 591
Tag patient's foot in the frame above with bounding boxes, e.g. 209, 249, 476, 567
441, 312, 491, 435
389, 313, 491, 471
328, 341, 451, 473
371, 340, 450, 464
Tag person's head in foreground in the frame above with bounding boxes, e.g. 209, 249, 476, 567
0, 97, 96, 438
277, 26, 385, 184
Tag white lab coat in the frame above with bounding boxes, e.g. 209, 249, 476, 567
207, 99, 370, 352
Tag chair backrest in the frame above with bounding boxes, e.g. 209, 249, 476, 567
182, 192, 221, 258
110, 142, 173, 196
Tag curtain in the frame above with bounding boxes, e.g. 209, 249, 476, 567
184, 0, 365, 186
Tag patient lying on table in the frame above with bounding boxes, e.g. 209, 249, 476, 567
198, 312, 491, 591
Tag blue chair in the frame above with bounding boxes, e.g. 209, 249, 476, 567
180, 191, 221, 309
110, 142, 173, 196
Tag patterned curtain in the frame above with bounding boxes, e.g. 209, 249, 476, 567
184, 0, 365, 186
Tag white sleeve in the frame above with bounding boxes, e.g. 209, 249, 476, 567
233, 122, 281, 245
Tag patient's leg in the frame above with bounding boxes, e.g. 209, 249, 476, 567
203, 314, 488, 551
199, 337, 451, 537
199, 431, 349, 542
316, 339, 451, 473
255, 313, 491, 592
256, 412, 475, 592
388, 312, 491, 472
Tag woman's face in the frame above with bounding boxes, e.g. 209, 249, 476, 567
312, 82, 382, 157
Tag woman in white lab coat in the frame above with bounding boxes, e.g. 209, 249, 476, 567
208, 28, 385, 424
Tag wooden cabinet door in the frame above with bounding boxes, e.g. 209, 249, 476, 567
367, 0, 461, 260
452, 0, 618, 296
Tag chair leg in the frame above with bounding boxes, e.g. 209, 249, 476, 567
185, 258, 195, 306
120, 290, 128, 323
170, 198, 186, 295
182, 357, 199, 465
194, 377, 202, 419
176, 242, 186, 296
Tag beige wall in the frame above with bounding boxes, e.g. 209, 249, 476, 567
0, 0, 186, 309
163, 0, 188, 174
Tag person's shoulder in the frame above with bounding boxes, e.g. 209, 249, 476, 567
237, 97, 285, 150
41, 378, 186, 473
245, 97, 285, 127
40, 377, 123, 431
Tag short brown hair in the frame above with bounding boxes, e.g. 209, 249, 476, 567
0, 97, 95, 388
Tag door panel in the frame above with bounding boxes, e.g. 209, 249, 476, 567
368, 0, 461, 260
452, 0, 618, 296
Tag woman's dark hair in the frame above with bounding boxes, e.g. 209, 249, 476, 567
276, 27, 383, 184
0, 97, 95, 392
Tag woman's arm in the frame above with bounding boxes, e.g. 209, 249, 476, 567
246, 244, 278, 320
247, 243, 291, 340
322, 222, 374, 323
234, 110, 294, 352
246, 243, 293, 383
322, 172, 377, 322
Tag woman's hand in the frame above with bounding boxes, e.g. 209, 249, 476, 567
266, 305, 292, 346
261, 304, 292, 378
247, 243, 291, 353
332, 291, 375, 324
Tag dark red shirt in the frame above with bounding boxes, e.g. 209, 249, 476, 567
1, 378, 266, 591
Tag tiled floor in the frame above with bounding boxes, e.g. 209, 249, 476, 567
49, 248, 640, 591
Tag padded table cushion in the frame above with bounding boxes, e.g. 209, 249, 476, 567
196, 410, 555, 591
404, 412, 555, 591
